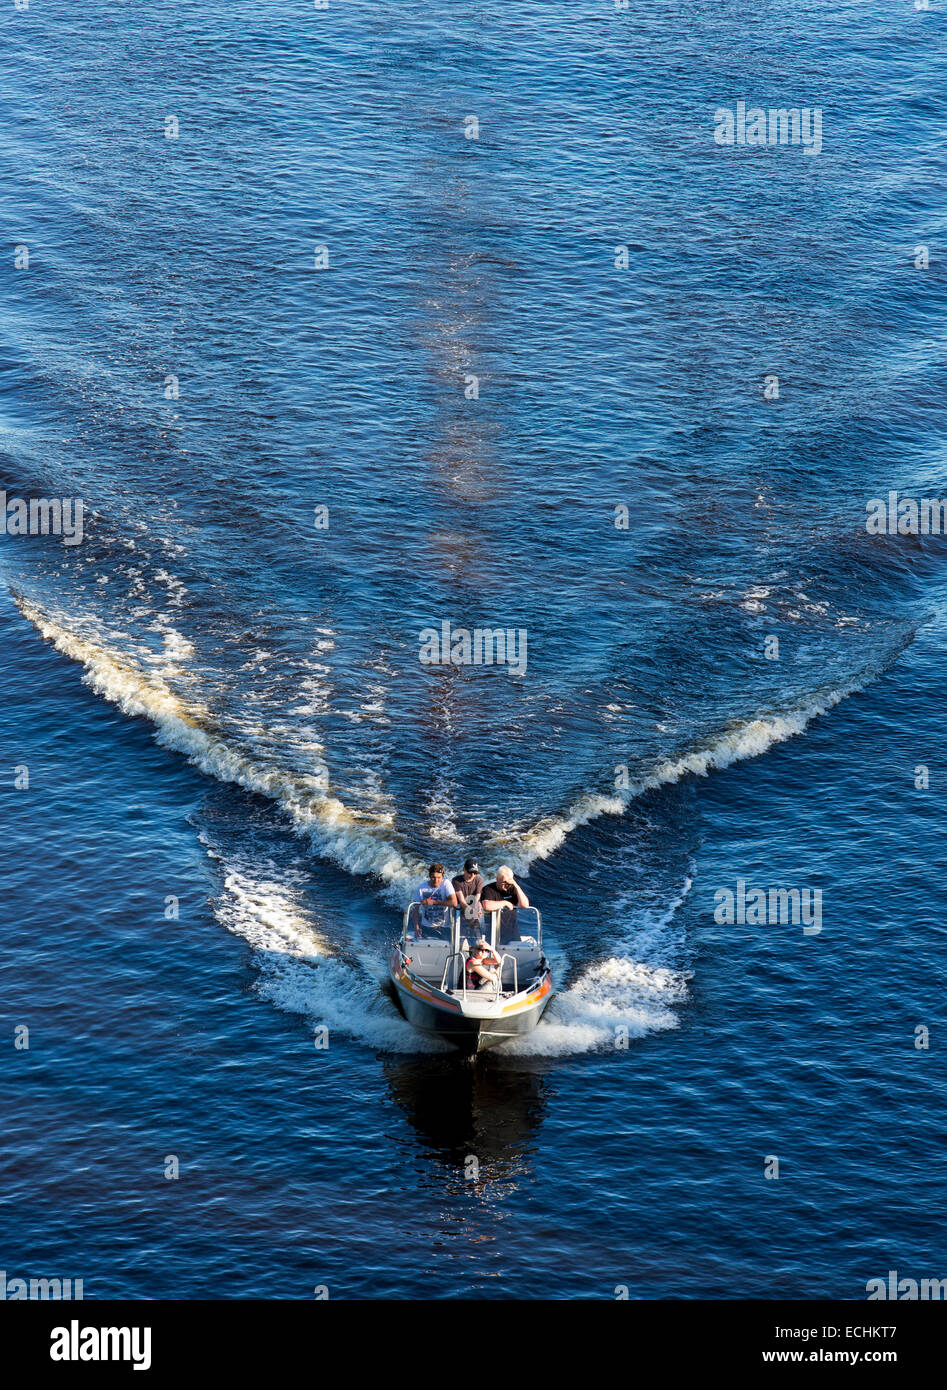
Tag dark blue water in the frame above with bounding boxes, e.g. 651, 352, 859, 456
2, 0, 946, 1299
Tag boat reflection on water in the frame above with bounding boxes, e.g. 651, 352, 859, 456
382, 1054, 550, 1188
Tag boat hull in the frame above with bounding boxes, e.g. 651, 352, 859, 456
390, 961, 552, 1055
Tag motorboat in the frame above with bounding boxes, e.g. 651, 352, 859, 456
388, 900, 553, 1054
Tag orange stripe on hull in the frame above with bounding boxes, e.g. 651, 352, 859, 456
397, 972, 462, 1013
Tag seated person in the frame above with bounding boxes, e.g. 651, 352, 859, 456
452, 856, 484, 923
465, 940, 502, 991
480, 866, 529, 944
412, 863, 458, 935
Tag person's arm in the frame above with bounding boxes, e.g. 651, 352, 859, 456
445, 889, 458, 907
510, 879, 529, 907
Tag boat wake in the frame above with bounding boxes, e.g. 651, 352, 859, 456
13, 591, 423, 890
490, 653, 912, 876
201, 843, 451, 1053
11, 589, 912, 1054
503, 876, 694, 1056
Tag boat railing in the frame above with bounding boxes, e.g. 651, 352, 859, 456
500, 952, 518, 996
440, 950, 466, 993
400, 902, 542, 950
402, 900, 452, 943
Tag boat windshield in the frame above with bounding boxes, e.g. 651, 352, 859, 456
405, 901, 453, 939
402, 902, 541, 951
481, 904, 542, 947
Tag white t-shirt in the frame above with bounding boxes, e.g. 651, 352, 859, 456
412, 879, 453, 904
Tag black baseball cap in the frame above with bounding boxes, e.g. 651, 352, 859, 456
464, 857, 479, 873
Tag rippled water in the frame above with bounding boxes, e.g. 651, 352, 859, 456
1, 0, 945, 1299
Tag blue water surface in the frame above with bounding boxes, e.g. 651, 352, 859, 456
1, 0, 945, 1299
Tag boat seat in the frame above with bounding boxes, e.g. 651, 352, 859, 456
500, 941, 542, 989
405, 938, 451, 982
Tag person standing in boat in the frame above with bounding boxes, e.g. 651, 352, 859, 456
412, 863, 458, 935
481, 866, 529, 945
452, 857, 484, 923
480, 866, 529, 910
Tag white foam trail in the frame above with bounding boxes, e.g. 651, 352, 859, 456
15, 592, 895, 893
505, 960, 688, 1056
494, 678, 878, 876
13, 593, 425, 890
205, 850, 448, 1052
504, 874, 693, 1055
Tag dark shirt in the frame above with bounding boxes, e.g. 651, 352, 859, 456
452, 873, 484, 903
481, 881, 518, 906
